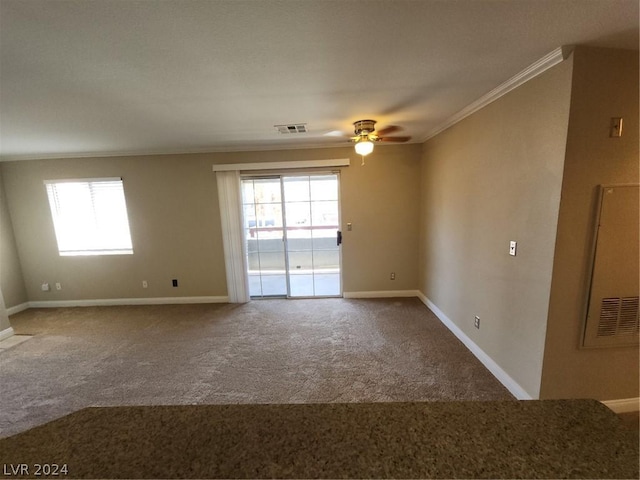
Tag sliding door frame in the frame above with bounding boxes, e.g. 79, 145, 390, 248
241, 171, 343, 299
214, 158, 349, 303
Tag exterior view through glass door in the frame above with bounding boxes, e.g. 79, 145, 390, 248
241, 174, 341, 298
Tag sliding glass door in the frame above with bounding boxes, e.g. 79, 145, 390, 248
241, 174, 341, 298
242, 178, 287, 296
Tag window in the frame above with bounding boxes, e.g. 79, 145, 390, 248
45, 178, 134, 256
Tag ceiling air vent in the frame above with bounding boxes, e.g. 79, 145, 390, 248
597, 297, 639, 337
274, 123, 307, 134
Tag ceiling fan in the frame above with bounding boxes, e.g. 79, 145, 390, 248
350, 120, 411, 159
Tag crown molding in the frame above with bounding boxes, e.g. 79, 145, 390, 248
422, 45, 574, 142
1, 47, 572, 161
0, 140, 420, 163
0, 143, 349, 162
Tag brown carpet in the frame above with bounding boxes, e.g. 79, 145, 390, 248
1, 400, 637, 479
0, 298, 513, 438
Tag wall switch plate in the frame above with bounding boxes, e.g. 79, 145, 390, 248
142, 280, 148, 288
55, 282, 62, 290
509, 241, 517, 256
41, 283, 50, 292
347, 223, 352, 231
474, 316, 480, 329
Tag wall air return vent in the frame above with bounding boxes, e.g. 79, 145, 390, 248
583, 185, 639, 348
597, 297, 639, 337
274, 124, 307, 134
618, 297, 640, 335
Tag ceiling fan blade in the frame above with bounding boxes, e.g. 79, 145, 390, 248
378, 136, 411, 143
375, 125, 401, 136
324, 130, 349, 137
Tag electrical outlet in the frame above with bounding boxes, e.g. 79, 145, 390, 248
142, 280, 148, 288
41, 283, 50, 292
172, 279, 178, 287
509, 241, 517, 256
390, 272, 396, 280
55, 282, 62, 290
474, 316, 480, 329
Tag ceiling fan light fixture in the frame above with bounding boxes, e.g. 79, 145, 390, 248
354, 138, 374, 156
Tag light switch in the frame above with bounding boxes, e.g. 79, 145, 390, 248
509, 241, 517, 256
347, 223, 352, 231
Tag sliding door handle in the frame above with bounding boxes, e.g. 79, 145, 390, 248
337, 230, 342, 246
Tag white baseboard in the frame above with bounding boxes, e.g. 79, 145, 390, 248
0, 327, 15, 342
602, 397, 640, 414
417, 291, 533, 400
26, 296, 229, 309
6, 302, 29, 316
343, 290, 420, 299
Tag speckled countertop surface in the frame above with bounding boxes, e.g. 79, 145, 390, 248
1, 399, 638, 479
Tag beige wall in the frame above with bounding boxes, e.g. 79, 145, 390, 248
339, 145, 421, 292
419, 58, 574, 398
2, 154, 226, 301
0, 165, 27, 314
0, 144, 421, 302
540, 47, 639, 400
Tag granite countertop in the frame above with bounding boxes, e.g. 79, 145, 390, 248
1, 399, 638, 479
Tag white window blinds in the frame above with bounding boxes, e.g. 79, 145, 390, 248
45, 178, 134, 256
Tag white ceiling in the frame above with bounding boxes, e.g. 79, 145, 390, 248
1, 0, 638, 161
